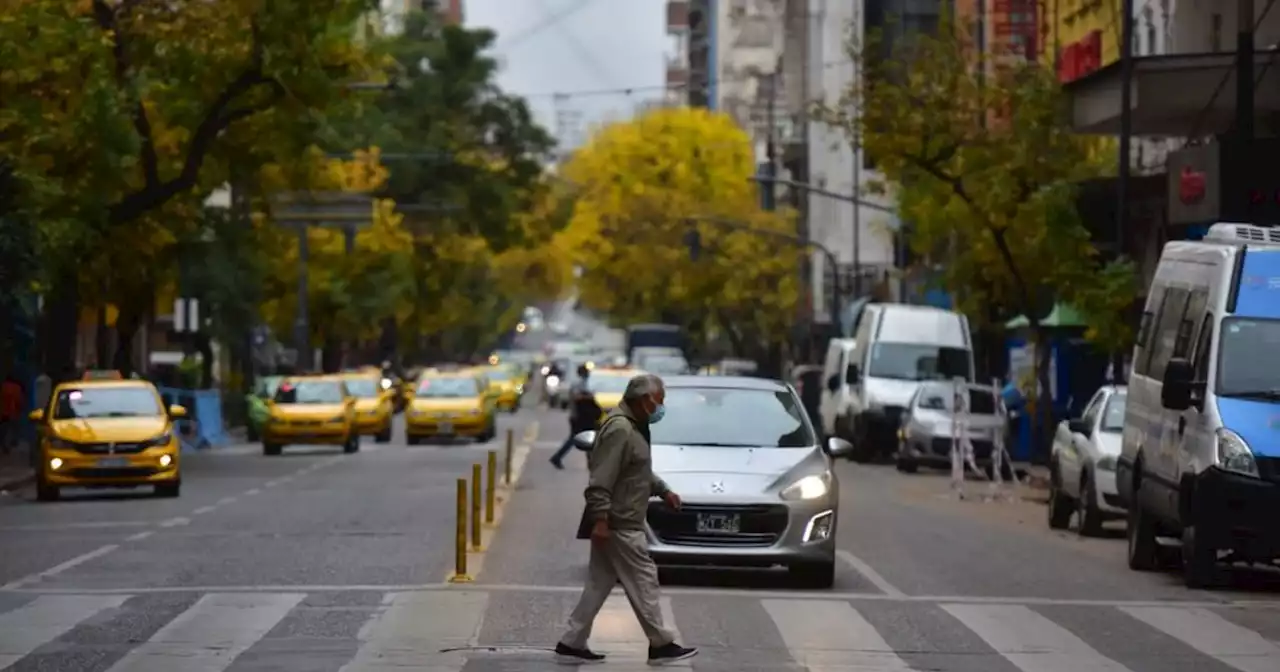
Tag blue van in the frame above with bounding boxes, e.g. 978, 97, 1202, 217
1119, 222, 1280, 588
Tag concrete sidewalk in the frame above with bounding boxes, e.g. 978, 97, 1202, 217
0, 447, 33, 492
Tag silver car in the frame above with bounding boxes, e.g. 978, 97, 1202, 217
573, 376, 852, 588
895, 382, 1006, 474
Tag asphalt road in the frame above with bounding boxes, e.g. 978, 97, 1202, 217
2, 402, 1279, 672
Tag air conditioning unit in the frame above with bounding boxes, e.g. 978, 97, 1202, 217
1204, 222, 1280, 245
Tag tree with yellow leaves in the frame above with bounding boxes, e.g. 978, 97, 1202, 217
561, 107, 803, 355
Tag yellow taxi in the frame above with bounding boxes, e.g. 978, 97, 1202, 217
339, 374, 394, 443
587, 368, 642, 424
404, 373, 496, 444
474, 365, 522, 412
261, 376, 359, 456
29, 379, 185, 501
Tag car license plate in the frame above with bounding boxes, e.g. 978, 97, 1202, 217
97, 457, 129, 468
437, 422, 453, 434
695, 513, 740, 534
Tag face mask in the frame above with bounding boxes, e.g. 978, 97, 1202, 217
648, 402, 666, 424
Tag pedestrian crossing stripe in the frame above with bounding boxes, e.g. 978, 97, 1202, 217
0, 589, 1277, 671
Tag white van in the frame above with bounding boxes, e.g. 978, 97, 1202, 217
1119, 222, 1280, 588
820, 303, 974, 462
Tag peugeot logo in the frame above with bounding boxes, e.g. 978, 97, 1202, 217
709, 480, 725, 493
107, 443, 115, 455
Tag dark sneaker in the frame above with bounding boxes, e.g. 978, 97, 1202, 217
554, 642, 605, 664
647, 642, 698, 666
549, 457, 564, 470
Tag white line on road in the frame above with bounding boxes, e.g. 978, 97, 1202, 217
158, 517, 190, 528
244, 488, 261, 496
1120, 606, 1280, 672
836, 549, 906, 598
0, 594, 129, 668
191, 505, 216, 515
124, 531, 154, 542
1, 544, 120, 590
0, 520, 156, 532
216, 496, 237, 506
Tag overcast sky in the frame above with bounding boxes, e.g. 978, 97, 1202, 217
465, 0, 667, 151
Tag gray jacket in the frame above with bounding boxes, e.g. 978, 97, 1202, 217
585, 404, 670, 530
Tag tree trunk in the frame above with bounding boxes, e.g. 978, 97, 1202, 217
41, 278, 80, 382
321, 337, 343, 373
112, 307, 143, 377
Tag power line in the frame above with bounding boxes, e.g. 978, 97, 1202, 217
513, 58, 857, 101
1185, 0, 1276, 141
498, 0, 596, 52
532, 0, 616, 88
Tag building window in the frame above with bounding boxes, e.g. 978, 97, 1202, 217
1144, 8, 1156, 55
1211, 14, 1223, 52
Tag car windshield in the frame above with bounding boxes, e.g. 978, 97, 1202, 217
274, 381, 344, 404
867, 342, 972, 381
640, 356, 687, 374
344, 379, 380, 398
1100, 393, 1127, 432
589, 374, 632, 393
417, 378, 477, 397
485, 369, 510, 382
53, 387, 162, 420
649, 387, 816, 448
915, 385, 998, 415
1218, 318, 1280, 398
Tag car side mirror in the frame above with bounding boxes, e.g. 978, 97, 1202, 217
826, 375, 840, 393
825, 436, 854, 457
572, 430, 597, 451
28, 409, 44, 422
845, 364, 860, 384
1161, 358, 1194, 411
1067, 418, 1091, 436
168, 404, 188, 418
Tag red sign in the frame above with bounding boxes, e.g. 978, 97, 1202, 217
1057, 30, 1102, 83
1180, 166, 1207, 205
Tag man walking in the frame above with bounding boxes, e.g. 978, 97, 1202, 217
550, 364, 598, 470
554, 374, 698, 666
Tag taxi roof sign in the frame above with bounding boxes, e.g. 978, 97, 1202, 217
82, 370, 123, 380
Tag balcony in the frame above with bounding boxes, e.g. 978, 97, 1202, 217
667, 0, 689, 31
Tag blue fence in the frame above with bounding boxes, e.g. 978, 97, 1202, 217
157, 387, 230, 452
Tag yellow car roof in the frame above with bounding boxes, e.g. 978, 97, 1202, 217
54, 379, 155, 391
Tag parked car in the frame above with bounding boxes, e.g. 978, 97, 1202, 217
1048, 385, 1127, 536
895, 381, 1006, 475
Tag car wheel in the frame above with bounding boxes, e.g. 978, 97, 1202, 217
1046, 462, 1074, 530
344, 435, 360, 454
895, 455, 918, 474
406, 435, 420, 446
1126, 491, 1160, 571
245, 426, 260, 442
848, 416, 874, 463
155, 482, 181, 498
1077, 473, 1104, 537
376, 428, 392, 444
262, 442, 282, 457
35, 478, 59, 502
789, 560, 835, 589
1182, 526, 1224, 589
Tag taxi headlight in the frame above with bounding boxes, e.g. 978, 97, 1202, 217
380, 378, 392, 390
159, 454, 173, 467
780, 473, 831, 501
329, 415, 346, 423
1216, 428, 1259, 478
48, 437, 75, 451
49, 457, 63, 470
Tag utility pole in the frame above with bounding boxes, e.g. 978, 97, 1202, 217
1117, 0, 1134, 258
1238, 0, 1256, 142
764, 72, 779, 212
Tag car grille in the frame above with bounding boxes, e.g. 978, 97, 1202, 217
1256, 457, 1280, 485
647, 502, 789, 547
68, 466, 157, 479
73, 442, 148, 455
287, 419, 326, 427
929, 437, 995, 459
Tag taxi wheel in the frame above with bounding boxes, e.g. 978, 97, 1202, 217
406, 435, 420, 445
262, 442, 282, 456
343, 434, 360, 454
35, 479, 59, 502
375, 428, 392, 443
155, 482, 180, 498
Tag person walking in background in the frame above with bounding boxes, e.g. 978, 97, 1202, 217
550, 364, 599, 470
554, 374, 698, 666
0, 373, 23, 454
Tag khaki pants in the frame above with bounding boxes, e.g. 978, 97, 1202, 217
561, 527, 674, 649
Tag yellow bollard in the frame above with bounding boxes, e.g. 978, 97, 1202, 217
503, 428, 513, 486
470, 463, 482, 550
485, 450, 497, 525
448, 478, 471, 582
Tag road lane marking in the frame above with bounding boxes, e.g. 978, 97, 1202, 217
0, 520, 155, 532
125, 531, 154, 542
192, 506, 216, 515
764, 598, 911, 670
216, 496, 237, 506
835, 549, 906, 598
340, 590, 488, 671
1, 544, 121, 590
104, 592, 304, 672
0, 594, 129, 667
159, 517, 190, 528
1119, 606, 1280, 672
942, 603, 1134, 672
244, 488, 261, 496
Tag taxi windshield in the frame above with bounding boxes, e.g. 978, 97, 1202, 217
417, 378, 478, 397
275, 381, 344, 404
484, 369, 511, 382
54, 387, 162, 420
589, 374, 632, 393
343, 379, 381, 398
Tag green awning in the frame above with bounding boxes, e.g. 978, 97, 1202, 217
1005, 304, 1087, 329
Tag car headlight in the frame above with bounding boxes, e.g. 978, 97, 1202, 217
780, 473, 831, 501
329, 415, 347, 423
48, 437, 76, 450
146, 432, 173, 448
546, 375, 560, 387
1216, 428, 1259, 478
1096, 455, 1117, 472
380, 378, 392, 390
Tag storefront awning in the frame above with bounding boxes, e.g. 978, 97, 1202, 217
1064, 52, 1280, 136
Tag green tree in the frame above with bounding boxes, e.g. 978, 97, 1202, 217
815, 14, 1137, 402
